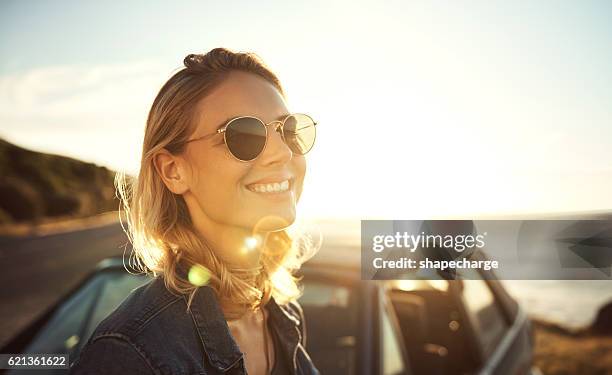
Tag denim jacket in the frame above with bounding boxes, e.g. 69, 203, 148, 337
69, 273, 320, 375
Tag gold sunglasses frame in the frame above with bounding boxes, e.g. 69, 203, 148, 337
183, 113, 318, 162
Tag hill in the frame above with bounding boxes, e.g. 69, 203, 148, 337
0, 139, 118, 224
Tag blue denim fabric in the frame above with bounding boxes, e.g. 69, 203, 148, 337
69, 274, 320, 375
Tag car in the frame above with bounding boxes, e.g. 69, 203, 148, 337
1, 246, 538, 375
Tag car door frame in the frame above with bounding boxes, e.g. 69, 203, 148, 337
446, 252, 533, 375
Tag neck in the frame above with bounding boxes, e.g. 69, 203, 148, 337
190, 214, 268, 270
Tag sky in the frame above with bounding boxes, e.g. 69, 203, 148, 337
1, 0, 611, 219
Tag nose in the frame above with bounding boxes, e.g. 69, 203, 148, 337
256, 121, 292, 166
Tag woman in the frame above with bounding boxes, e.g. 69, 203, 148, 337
69, 48, 320, 375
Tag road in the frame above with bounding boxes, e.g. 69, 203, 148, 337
0, 222, 128, 347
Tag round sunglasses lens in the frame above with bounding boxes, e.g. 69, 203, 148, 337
225, 117, 267, 161
283, 114, 316, 155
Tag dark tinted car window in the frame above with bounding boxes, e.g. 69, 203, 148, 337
20, 277, 103, 356
9, 270, 149, 375
81, 271, 149, 347
6, 277, 103, 375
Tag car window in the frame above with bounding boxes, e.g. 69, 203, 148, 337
80, 271, 150, 349
381, 301, 408, 375
300, 280, 357, 375
19, 276, 104, 357
12, 269, 149, 370
459, 268, 509, 357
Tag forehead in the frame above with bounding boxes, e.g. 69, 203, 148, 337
194, 71, 288, 133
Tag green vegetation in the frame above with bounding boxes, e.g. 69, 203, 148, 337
0, 139, 118, 224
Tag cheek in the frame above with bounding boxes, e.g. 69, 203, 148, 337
189, 150, 250, 201
293, 156, 307, 195
296, 156, 306, 179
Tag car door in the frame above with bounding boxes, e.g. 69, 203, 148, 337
454, 267, 533, 375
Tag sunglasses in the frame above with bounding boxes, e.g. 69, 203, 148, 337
184, 113, 317, 162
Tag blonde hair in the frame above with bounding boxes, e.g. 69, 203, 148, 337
116, 48, 316, 319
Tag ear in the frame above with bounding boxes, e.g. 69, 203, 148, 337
153, 149, 190, 195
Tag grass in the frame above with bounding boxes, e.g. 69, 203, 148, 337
533, 319, 612, 375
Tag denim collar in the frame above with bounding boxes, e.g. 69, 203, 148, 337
173, 262, 301, 372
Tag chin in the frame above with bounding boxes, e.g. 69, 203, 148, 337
247, 211, 296, 232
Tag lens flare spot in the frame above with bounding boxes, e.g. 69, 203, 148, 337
65, 334, 79, 350
188, 264, 211, 286
239, 235, 262, 255
246, 235, 260, 249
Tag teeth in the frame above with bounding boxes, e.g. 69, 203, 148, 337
247, 179, 290, 193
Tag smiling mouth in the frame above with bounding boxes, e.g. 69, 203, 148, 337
246, 179, 291, 194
